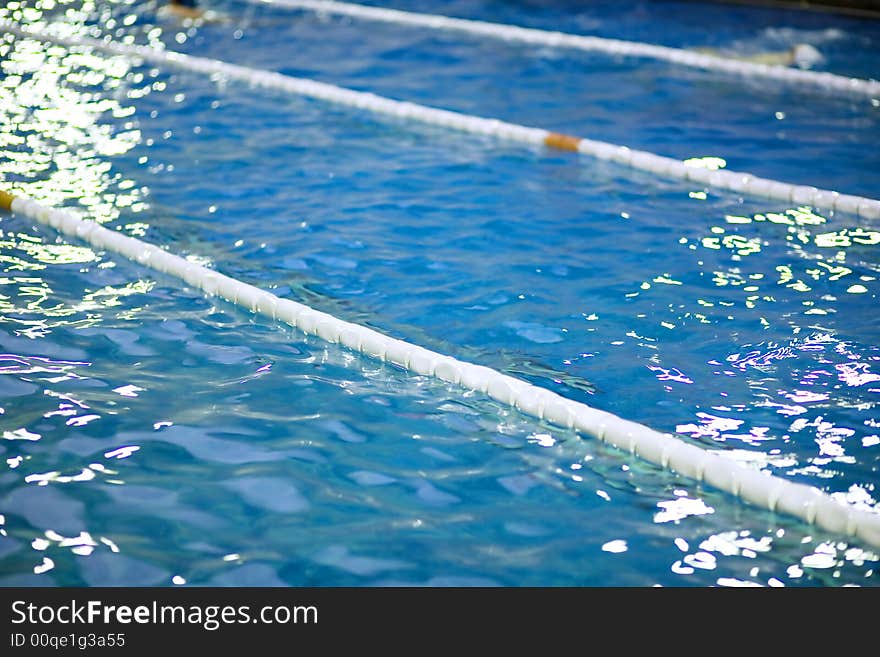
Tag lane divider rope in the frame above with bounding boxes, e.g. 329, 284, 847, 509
4, 21, 880, 219
250, 0, 880, 98
3, 188, 880, 548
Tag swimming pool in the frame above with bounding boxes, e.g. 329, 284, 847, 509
0, 0, 878, 586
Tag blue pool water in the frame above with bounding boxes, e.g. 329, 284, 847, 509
0, 0, 878, 586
